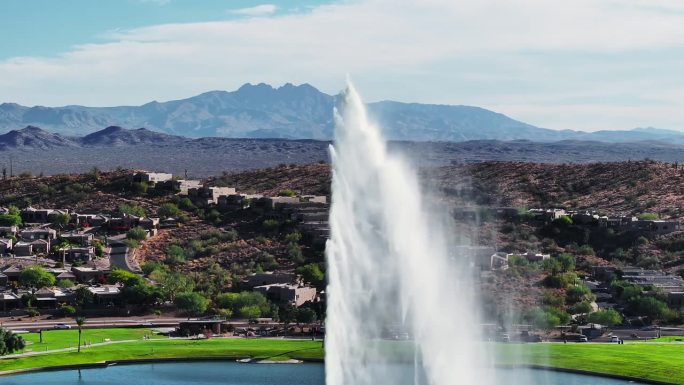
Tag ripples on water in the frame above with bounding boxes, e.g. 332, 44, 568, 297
3, 362, 645, 385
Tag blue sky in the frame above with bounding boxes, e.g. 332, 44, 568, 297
0, 0, 331, 59
1, 0, 683, 132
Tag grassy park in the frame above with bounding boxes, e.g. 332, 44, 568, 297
19, 328, 164, 352
1, 331, 684, 384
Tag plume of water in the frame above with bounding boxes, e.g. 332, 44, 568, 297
325, 82, 496, 385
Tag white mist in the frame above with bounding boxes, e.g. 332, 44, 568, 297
325, 83, 495, 385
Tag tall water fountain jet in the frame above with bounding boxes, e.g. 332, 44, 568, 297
326, 83, 496, 385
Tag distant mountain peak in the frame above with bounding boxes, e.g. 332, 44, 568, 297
22, 125, 46, 132
100, 125, 125, 134
237, 82, 275, 92
0, 82, 680, 144
81, 125, 178, 147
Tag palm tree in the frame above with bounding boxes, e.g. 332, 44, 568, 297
75, 316, 86, 352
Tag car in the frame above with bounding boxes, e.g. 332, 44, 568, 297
141, 321, 154, 327
578, 336, 588, 342
53, 323, 71, 330
610, 336, 620, 343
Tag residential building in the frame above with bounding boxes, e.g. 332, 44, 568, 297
88, 285, 122, 305
29, 239, 50, 254
188, 186, 237, 205
132, 172, 173, 184
20, 228, 57, 241
12, 242, 33, 256
0, 226, 18, 237
61, 247, 95, 263
254, 284, 317, 307
72, 266, 108, 283
72, 213, 109, 227
0, 238, 12, 254
21, 208, 69, 223
0, 292, 21, 311
633, 220, 681, 236
508, 252, 551, 262
247, 272, 296, 288
60, 232, 95, 247
454, 245, 498, 270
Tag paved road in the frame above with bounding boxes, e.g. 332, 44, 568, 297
108, 245, 141, 273
0, 317, 275, 332
0, 317, 187, 331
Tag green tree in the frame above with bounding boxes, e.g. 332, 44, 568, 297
118, 204, 146, 217
587, 309, 622, 327
158, 203, 181, 219
629, 297, 669, 320
121, 283, 158, 305
0, 328, 26, 355
75, 316, 85, 353
150, 270, 194, 302
175, 292, 209, 315
285, 232, 302, 244
127, 227, 147, 241
178, 198, 195, 211
239, 305, 262, 319
296, 307, 317, 323
131, 182, 149, 195
75, 286, 93, 308
165, 245, 186, 265
262, 219, 280, 233
555, 253, 576, 272
215, 291, 270, 317
566, 284, 594, 304
530, 309, 560, 332
553, 215, 573, 227
108, 269, 145, 286
50, 213, 70, 227
638, 212, 659, 220
287, 243, 305, 264
19, 266, 56, 288
142, 261, 166, 275
0, 205, 22, 226
93, 240, 104, 258
568, 301, 593, 315
296, 263, 324, 284
278, 189, 296, 197
58, 279, 75, 289
59, 304, 76, 317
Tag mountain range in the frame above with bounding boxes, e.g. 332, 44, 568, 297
1, 83, 683, 143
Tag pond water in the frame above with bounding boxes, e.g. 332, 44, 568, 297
2, 361, 646, 385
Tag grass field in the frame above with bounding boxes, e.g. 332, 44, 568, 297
0, 338, 324, 373
2, 336, 684, 384
497, 343, 684, 384
644, 336, 684, 343
18, 328, 164, 352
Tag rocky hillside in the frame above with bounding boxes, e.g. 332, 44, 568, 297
212, 161, 684, 220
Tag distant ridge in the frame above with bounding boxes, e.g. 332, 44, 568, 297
81, 126, 179, 146
1, 83, 683, 143
0, 126, 79, 150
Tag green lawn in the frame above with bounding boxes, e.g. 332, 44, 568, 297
643, 336, 684, 343
497, 343, 684, 384
19, 328, 163, 353
2, 337, 684, 384
0, 338, 324, 373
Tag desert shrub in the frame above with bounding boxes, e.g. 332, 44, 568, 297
127, 227, 147, 241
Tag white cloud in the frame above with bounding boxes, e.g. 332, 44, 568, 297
230, 4, 277, 17
1, 0, 683, 131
